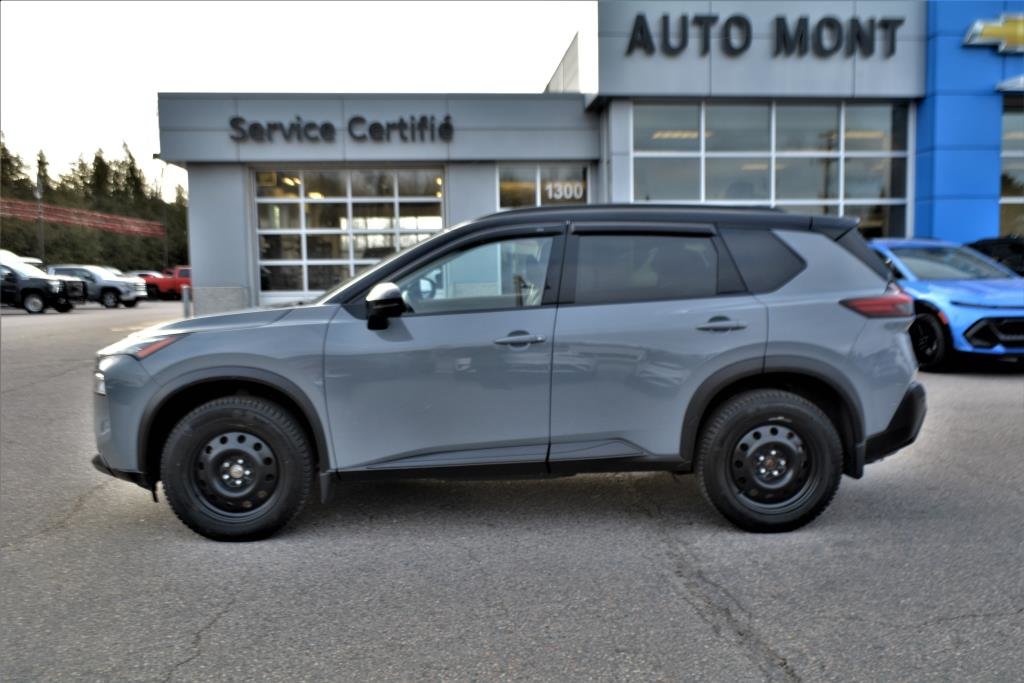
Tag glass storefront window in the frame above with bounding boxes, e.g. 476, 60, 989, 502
255, 169, 443, 300
304, 171, 347, 198
306, 234, 347, 260
399, 202, 443, 229
633, 104, 700, 152
259, 265, 302, 291
843, 205, 906, 239
632, 101, 909, 236
351, 202, 395, 229
259, 234, 301, 260
499, 167, 537, 207
706, 158, 770, 200
844, 158, 907, 199
776, 105, 839, 152
353, 234, 396, 260
845, 104, 908, 152
351, 170, 394, 197
307, 265, 349, 291
634, 158, 699, 201
706, 104, 770, 151
304, 203, 348, 229
499, 164, 589, 208
775, 158, 839, 200
257, 204, 300, 230
255, 171, 301, 198
398, 170, 443, 197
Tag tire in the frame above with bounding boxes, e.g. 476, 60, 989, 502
54, 301, 74, 313
22, 292, 46, 314
122, 299, 138, 308
100, 289, 120, 308
696, 389, 842, 533
160, 396, 315, 541
909, 312, 949, 371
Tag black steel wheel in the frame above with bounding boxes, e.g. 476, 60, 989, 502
161, 396, 314, 541
696, 389, 842, 533
909, 312, 949, 371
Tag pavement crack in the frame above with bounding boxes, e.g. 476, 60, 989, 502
629, 475, 801, 683
0, 480, 113, 551
162, 597, 238, 683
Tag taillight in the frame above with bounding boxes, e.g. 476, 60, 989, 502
840, 286, 914, 318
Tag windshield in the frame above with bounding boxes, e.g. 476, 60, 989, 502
0, 253, 51, 279
107, 267, 124, 276
87, 266, 117, 279
891, 246, 1014, 281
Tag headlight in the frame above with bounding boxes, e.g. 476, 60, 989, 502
49, 281, 61, 293
93, 372, 106, 396
98, 334, 184, 360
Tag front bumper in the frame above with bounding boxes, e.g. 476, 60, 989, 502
92, 453, 151, 491
864, 381, 926, 465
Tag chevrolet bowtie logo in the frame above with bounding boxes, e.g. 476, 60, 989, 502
964, 15, 1024, 53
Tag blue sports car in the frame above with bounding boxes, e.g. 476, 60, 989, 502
870, 239, 1024, 369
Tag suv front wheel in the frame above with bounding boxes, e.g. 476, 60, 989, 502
696, 389, 842, 533
161, 396, 315, 541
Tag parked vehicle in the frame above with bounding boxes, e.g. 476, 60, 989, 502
136, 266, 191, 300
871, 239, 1024, 369
93, 205, 925, 541
966, 236, 1024, 275
48, 264, 147, 308
0, 249, 77, 313
16, 255, 88, 304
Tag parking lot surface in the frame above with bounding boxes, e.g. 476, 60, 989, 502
2, 302, 1022, 681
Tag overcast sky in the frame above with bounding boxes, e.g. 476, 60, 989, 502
0, 1, 596, 200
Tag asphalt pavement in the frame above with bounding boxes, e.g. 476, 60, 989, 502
1, 302, 1022, 681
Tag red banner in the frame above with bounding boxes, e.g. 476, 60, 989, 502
0, 199, 165, 238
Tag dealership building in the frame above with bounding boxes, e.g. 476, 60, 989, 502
157, 0, 1023, 314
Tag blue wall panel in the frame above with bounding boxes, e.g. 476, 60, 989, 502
914, 1, 1023, 240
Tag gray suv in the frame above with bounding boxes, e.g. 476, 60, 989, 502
92, 206, 925, 541
48, 265, 146, 308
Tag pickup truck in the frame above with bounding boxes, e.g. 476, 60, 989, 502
137, 266, 191, 299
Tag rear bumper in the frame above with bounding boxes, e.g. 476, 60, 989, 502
864, 381, 926, 465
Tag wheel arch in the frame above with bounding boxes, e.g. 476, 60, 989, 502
139, 368, 331, 488
680, 358, 866, 478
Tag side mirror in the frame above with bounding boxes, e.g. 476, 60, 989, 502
365, 282, 406, 330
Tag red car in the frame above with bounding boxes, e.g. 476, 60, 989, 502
131, 266, 191, 299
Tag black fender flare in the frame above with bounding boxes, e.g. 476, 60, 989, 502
138, 366, 332, 477
679, 356, 866, 475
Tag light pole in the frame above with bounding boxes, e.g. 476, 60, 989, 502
33, 173, 44, 262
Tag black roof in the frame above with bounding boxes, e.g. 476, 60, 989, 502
466, 204, 858, 238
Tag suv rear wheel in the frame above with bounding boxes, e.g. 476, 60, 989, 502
160, 396, 314, 541
696, 389, 842, 533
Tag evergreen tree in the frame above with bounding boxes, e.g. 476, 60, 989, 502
0, 132, 35, 200
89, 149, 111, 211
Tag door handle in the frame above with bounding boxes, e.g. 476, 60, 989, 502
697, 317, 747, 332
493, 333, 546, 346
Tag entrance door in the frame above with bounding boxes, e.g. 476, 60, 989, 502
323, 228, 564, 471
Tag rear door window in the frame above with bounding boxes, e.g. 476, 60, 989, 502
571, 234, 718, 304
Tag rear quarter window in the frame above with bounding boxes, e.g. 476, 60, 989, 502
718, 227, 805, 293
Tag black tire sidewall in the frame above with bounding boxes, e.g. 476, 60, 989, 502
161, 398, 313, 541
910, 313, 948, 370
698, 391, 842, 532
